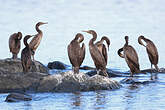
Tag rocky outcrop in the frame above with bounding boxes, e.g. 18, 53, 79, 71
0, 70, 48, 93
5, 93, 32, 102
0, 58, 49, 73
47, 61, 68, 69
38, 71, 120, 92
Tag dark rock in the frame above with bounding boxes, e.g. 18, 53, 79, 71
141, 68, 165, 73
47, 61, 67, 70
120, 77, 155, 84
0, 58, 49, 73
120, 78, 137, 84
0, 70, 48, 93
84, 75, 121, 91
79, 66, 95, 70
86, 69, 129, 77
5, 93, 32, 102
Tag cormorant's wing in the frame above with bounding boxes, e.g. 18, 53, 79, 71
146, 42, 158, 64
9, 33, 17, 52
29, 34, 42, 51
89, 45, 106, 69
102, 44, 108, 64
125, 46, 140, 70
67, 42, 79, 67
79, 43, 85, 66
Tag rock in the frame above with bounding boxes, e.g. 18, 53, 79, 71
85, 75, 121, 91
5, 93, 32, 102
120, 77, 155, 84
38, 71, 89, 92
0, 70, 48, 93
86, 69, 129, 77
47, 61, 68, 70
141, 68, 165, 73
0, 58, 49, 73
79, 66, 95, 70
0, 69, 120, 93
38, 71, 120, 92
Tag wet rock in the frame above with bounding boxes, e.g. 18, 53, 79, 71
38, 71, 89, 92
120, 78, 137, 84
38, 71, 120, 92
141, 68, 165, 73
0, 69, 120, 92
120, 77, 155, 84
85, 75, 121, 91
79, 66, 95, 70
0, 58, 49, 73
0, 70, 48, 93
5, 93, 32, 102
47, 61, 68, 70
86, 69, 129, 77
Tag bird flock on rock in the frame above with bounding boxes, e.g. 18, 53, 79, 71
9, 22, 160, 80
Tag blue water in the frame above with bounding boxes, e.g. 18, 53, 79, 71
0, 0, 165, 110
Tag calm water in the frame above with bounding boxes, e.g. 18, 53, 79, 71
0, 0, 165, 110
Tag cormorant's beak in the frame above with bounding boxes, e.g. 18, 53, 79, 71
41, 22, 48, 25
82, 30, 89, 33
43, 22, 48, 24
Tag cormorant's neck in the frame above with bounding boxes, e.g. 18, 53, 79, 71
89, 32, 97, 45
124, 39, 128, 46
24, 40, 29, 48
24, 36, 31, 48
36, 25, 42, 34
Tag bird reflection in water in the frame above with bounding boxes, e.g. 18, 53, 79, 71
123, 84, 140, 110
94, 91, 106, 110
71, 92, 81, 107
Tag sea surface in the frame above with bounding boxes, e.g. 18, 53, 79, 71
0, 0, 165, 110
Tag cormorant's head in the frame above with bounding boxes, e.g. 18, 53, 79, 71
82, 30, 96, 35
17, 32, 22, 40
138, 35, 146, 47
36, 22, 48, 27
75, 33, 83, 40
125, 36, 129, 41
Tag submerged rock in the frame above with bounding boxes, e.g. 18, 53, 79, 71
38, 71, 120, 92
0, 58, 49, 73
5, 93, 32, 102
47, 61, 68, 69
120, 77, 155, 84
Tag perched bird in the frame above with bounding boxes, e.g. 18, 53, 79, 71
138, 36, 159, 71
83, 30, 108, 77
21, 35, 34, 73
29, 22, 47, 61
9, 32, 22, 59
138, 36, 159, 79
118, 36, 140, 77
95, 36, 110, 65
67, 33, 85, 74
